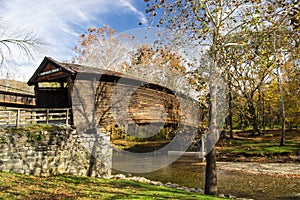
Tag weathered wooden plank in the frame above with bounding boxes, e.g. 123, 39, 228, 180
0, 90, 35, 108
0, 108, 71, 127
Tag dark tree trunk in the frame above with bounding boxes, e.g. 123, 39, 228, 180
239, 114, 243, 130
227, 72, 233, 139
262, 92, 266, 134
205, 146, 218, 195
228, 83, 233, 139
248, 103, 260, 135
204, 31, 219, 196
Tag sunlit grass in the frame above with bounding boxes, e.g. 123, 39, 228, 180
219, 138, 300, 155
0, 171, 224, 199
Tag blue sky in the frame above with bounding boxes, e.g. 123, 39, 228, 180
0, 0, 151, 80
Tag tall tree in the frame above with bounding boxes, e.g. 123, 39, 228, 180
224, 30, 276, 135
144, 0, 295, 195
73, 25, 132, 72
269, 0, 299, 145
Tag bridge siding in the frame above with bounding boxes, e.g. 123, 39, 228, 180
0, 90, 35, 108
73, 78, 181, 131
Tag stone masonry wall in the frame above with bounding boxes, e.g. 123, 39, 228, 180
0, 128, 112, 177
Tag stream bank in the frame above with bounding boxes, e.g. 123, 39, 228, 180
113, 156, 300, 200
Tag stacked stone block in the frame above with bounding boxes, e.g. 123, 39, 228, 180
0, 128, 112, 177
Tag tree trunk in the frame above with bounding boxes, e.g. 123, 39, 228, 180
239, 114, 243, 130
228, 73, 234, 139
274, 31, 285, 146
277, 71, 285, 146
205, 146, 217, 195
204, 37, 219, 195
271, 120, 274, 129
248, 102, 260, 135
262, 92, 266, 134
204, 97, 218, 195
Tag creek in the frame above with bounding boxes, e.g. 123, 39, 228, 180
113, 155, 300, 200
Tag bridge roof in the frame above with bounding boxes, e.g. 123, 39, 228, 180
28, 57, 168, 88
28, 57, 130, 85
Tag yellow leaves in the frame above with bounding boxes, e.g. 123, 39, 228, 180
203, 26, 209, 33
87, 34, 96, 41
192, 6, 197, 14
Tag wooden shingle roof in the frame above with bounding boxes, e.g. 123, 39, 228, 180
27, 56, 133, 85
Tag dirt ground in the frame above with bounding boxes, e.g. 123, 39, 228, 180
217, 162, 300, 177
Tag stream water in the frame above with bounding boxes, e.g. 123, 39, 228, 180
113, 155, 300, 200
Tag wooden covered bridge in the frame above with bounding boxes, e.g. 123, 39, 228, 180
27, 57, 199, 132
0, 84, 35, 108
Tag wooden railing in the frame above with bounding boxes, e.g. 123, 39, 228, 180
0, 108, 71, 127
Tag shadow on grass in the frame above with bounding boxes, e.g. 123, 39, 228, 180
0, 173, 218, 200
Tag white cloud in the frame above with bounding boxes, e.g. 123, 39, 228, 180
0, 0, 148, 80
119, 0, 148, 24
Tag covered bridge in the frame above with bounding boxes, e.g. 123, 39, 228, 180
28, 57, 199, 133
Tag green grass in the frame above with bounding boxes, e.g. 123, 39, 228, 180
1, 124, 66, 142
0, 171, 224, 200
3, 124, 66, 134
219, 139, 300, 156
112, 139, 169, 153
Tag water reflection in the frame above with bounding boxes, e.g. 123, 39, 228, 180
113, 151, 179, 173
112, 125, 197, 173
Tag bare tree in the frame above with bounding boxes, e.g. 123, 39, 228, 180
0, 27, 43, 66
72, 25, 132, 72
0, 0, 44, 68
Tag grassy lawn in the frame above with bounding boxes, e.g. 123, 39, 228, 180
0, 171, 224, 200
217, 130, 300, 159
218, 139, 300, 155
